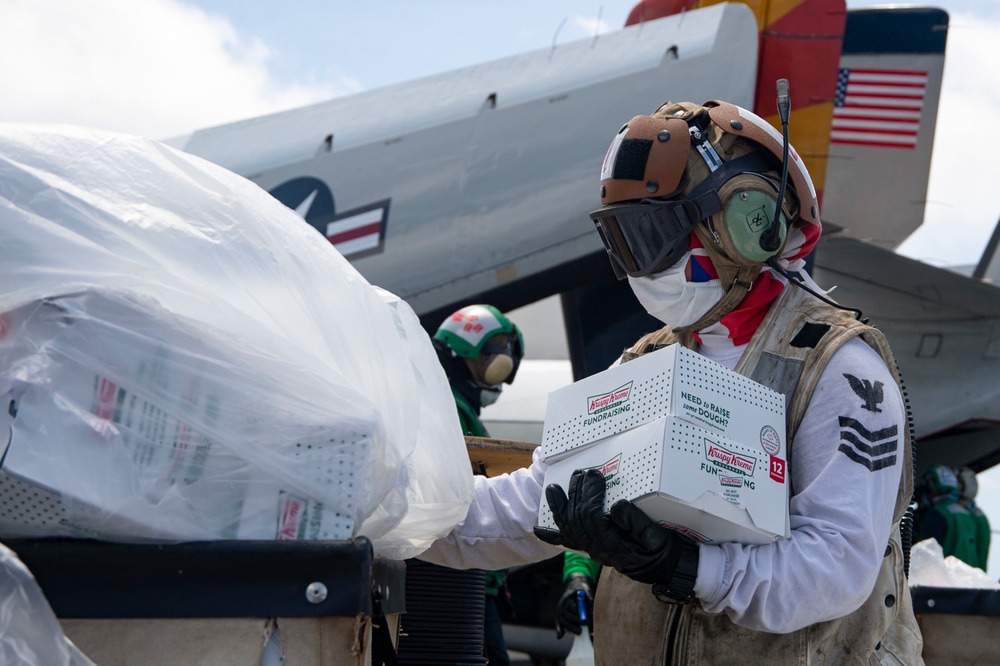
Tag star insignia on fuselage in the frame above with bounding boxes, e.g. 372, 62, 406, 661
843, 373, 884, 413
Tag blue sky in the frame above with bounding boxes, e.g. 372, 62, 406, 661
1, 0, 999, 574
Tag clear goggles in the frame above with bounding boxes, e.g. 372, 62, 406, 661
590, 196, 714, 280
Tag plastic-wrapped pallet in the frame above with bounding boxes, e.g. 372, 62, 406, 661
0, 123, 473, 560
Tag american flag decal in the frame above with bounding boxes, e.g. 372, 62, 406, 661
832, 68, 927, 150
325, 199, 390, 259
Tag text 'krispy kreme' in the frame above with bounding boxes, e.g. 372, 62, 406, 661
587, 382, 633, 415
586, 454, 623, 489
597, 455, 620, 476
705, 440, 757, 476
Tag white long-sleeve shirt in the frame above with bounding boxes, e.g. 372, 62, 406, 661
421, 337, 904, 634
419, 445, 563, 569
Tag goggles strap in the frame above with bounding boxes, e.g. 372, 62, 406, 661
683, 189, 724, 224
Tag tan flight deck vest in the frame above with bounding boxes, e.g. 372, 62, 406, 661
593, 285, 924, 665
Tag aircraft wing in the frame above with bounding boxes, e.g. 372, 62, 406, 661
177, 3, 759, 318
174, 0, 995, 475
813, 233, 1000, 472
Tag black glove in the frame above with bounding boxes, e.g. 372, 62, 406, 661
534, 469, 699, 589
555, 573, 593, 638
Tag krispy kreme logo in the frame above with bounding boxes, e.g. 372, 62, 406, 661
92, 376, 120, 421
658, 521, 708, 543
584, 454, 623, 490
587, 381, 633, 415
592, 454, 621, 477
705, 440, 757, 476
277, 493, 305, 540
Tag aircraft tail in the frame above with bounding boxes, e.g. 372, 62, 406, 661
741, 0, 847, 212
626, 0, 847, 208
624, 2, 948, 251
820, 8, 949, 249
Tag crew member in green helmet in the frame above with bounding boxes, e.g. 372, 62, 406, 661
433, 304, 524, 665
432, 304, 524, 437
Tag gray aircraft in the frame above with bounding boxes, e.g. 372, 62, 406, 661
172, 5, 1000, 656
171, 1, 995, 482
5, 0, 1000, 664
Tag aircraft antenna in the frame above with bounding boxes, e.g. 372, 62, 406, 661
592, 6, 603, 47
551, 17, 567, 55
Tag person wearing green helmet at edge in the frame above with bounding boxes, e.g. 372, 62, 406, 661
432, 304, 524, 665
432, 304, 524, 439
434, 304, 603, 647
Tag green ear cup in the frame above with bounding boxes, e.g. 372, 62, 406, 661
724, 189, 787, 263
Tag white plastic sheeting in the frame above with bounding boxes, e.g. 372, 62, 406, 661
0, 543, 95, 666
0, 123, 472, 559
909, 538, 1000, 590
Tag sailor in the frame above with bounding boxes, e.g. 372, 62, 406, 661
435, 305, 605, 644
432, 304, 523, 438
432, 304, 524, 666
420, 100, 923, 664
917, 464, 988, 570
957, 466, 992, 569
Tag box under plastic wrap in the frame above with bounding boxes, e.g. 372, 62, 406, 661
1, 291, 373, 542
0, 124, 473, 559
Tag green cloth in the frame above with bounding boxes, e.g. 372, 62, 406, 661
453, 387, 486, 437
964, 501, 992, 571
484, 569, 507, 596
563, 551, 601, 582
919, 498, 988, 570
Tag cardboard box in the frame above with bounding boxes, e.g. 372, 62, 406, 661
0, 294, 367, 542
2, 371, 365, 541
537, 416, 789, 544
540, 344, 785, 463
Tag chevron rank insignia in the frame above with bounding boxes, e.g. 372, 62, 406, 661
838, 416, 898, 471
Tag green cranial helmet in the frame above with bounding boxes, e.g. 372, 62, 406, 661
434, 304, 524, 385
923, 464, 959, 498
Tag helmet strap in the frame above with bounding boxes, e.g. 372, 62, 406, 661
670, 151, 788, 334
673, 264, 759, 335
673, 224, 761, 335
691, 124, 725, 173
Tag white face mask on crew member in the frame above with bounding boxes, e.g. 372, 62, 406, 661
627, 251, 725, 328
480, 385, 502, 407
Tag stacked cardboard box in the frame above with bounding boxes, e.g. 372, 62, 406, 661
538, 344, 788, 545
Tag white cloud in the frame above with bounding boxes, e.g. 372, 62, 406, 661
573, 12, 616, 38
896, 10, 1000, 266
0, 0, 337, 140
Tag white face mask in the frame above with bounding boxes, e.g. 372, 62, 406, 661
480, 385, 502, 407
627, 252, 725, 328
